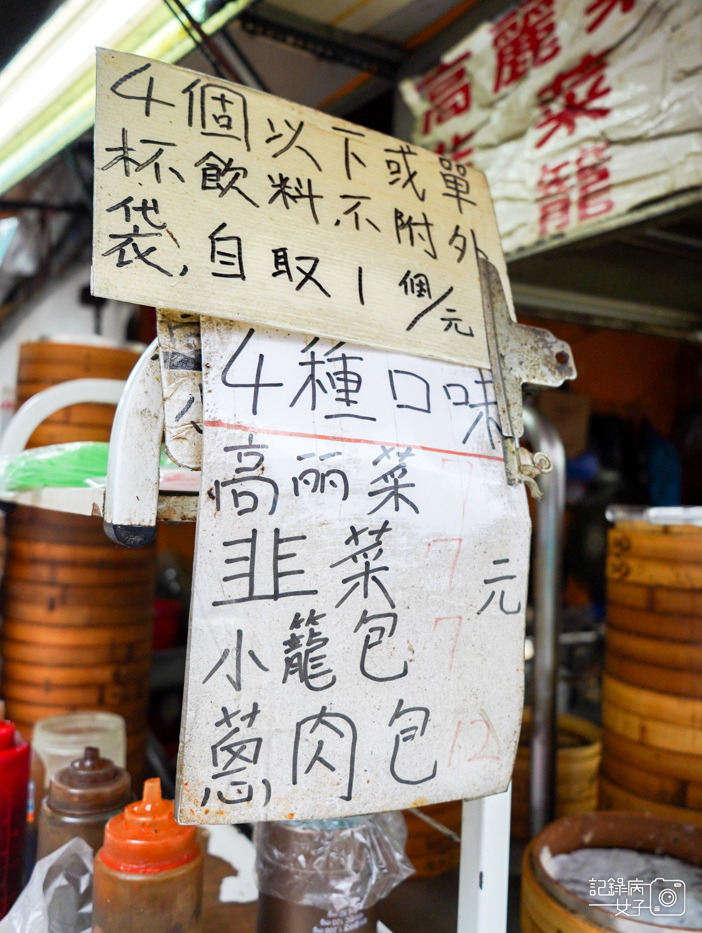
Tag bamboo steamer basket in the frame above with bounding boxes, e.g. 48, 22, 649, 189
511, 709, 601, 840
1, 637, 151, 666
1, 620, 153, 645
599, 778, 702, 829
607, 524, 702, 586
607, 603, 702, 642
403, 800, 462, 877
2, 495, 154, 783
18, 361, 135, 384
522, 812, 702, 933
1, 677, 148, 707
8, 507, 110, 538
603, 674, 702, 728
3, 578, 156, 607
607, 554, 702, 590
607, 628, 702, 672
6, 340, 161, 784
602, 701, 702, 757
35, 404, 116, 429
603, 516, 702, 824
608, 579, 702, 616
16, 339, 139, 447
606, 653, 702, 699
601, 755, 702, 812
7, 539, 148, 564
4, 563, 155, 586
25, 424, 111, 446
17, 339, 139, 369
4, 602, 154, 626
2, 657, 151, 687
602, 728, 702, 783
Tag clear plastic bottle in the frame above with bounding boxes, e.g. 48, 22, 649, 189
0, 718, 30, 918
93, 778, 203, 933
32, 712, 126, 790
37, 746, 131, 859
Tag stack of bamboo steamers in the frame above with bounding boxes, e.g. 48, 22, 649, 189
0, 340, 154, 781
601, 517, 702, 827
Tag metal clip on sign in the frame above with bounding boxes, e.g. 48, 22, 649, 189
478, 256, 576, 497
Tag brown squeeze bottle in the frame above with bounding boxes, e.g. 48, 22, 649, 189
92, 777, 203, 933
37, 746, 131, 859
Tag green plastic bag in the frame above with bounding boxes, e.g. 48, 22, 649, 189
0, 442, 174, 492
0, 442, 110, 492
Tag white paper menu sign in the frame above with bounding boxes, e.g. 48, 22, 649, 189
176, 318, 531, 824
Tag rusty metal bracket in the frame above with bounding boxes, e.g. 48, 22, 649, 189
478, 256, 576, 494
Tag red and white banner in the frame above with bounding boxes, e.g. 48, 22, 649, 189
401, 0, 702, 254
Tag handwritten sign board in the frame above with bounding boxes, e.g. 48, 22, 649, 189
92, 49, 513, 371
175, 318, 530, 823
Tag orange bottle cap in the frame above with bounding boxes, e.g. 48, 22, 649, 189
99, 777, 199, 873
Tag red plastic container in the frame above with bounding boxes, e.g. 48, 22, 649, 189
0, 719, 30, 918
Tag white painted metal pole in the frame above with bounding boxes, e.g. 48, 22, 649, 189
456, 786, 512, 933
104, 338, 164, 547
0, 378, 125, 457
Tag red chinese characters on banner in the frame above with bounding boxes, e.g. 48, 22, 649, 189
492, 0, 560, 94
537, 142, 613, 237
535, 52, 611, 148
417, 51, 472, 137
576, 143, 614, 220
536, 160, 570, 235
585, 0, 635, 33
433, 131, 475, 166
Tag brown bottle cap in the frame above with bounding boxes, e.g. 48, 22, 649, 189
48, 746, 131, 816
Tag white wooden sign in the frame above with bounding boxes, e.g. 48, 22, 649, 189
176, 318, 530, 824
92, 49, 513, 371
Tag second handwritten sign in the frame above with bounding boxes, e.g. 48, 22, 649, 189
176, 319, 530, 823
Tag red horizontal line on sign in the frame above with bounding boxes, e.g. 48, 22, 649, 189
204, 420, 505, 463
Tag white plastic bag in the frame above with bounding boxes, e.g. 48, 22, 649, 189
0, 838, 93, 933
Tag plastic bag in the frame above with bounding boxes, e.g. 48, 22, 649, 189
0, 443, 177, 493
255, 813, 414, 912
0, 444, 109, 492
0, 838, 93, 933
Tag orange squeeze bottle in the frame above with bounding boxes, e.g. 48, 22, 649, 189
92, 778, 203, 933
